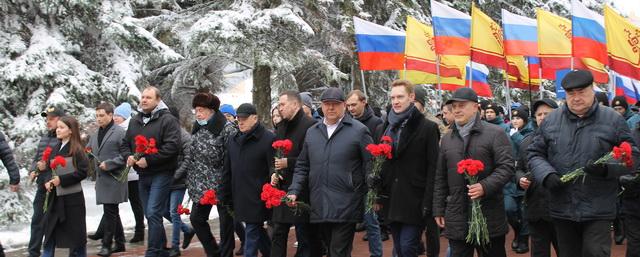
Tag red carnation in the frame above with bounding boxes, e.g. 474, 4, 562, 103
50, 155, 67, 170
380, 136, 392, 144
42, 146, 52, 162
273, 139, 293, 156
200, 189, 218, 205
177, 204, 191, 215
260, 184, 287, 209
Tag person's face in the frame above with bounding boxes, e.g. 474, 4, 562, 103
238, 115, 258, 133
390, 86, 415, 113
95, 109, 113, 128
278, 95, 300, 120
46, 116, 60, 131
224, 113, 235, 122
511, 117, 525, 130
56, 120, 72, 140
614, 106, 626, 116
194, 107, 214, 121
140, 89, 160, 113
485, 109, 497, 121
535, 105, 554, 126
442, 105, 454, 124
451, 101, 479, 125
272, 109, 282, 125
346, 95, 367, 118
302, 106, 313, 118
113, 116, 125, 125
565, 86, 595, 116
321, 101, 346, 125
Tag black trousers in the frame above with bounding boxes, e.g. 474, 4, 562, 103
422, 218, 440, 257
449, 235, 506, 257
270, 222, 322, 257
190, 203, 220, 257
128, 180, 145, 235
318, 223, 356, 257
529, 219, 559, 257
217, 205, 238, 257
28, 186, 46, 257
553, 218, 611, 257
102, 204, 125, 248
624, 216, 640, 257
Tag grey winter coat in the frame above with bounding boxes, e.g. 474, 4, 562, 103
0, 132, 20, 185
433, 114, 514, 240
528, 101, 639, 221
289, 115, 373, 223
87, 123, 128, 204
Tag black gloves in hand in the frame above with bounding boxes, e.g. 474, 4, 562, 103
543, 173, 563, 190
619, 174, 638, 187
584, 160, 608, 178
367, 174, 382, 190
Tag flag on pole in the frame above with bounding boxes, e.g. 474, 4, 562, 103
506, 56, 540, 91
502, 9, 538, 56
404, 16, 463, 78
537, 9, 573, 69
400, 59, 492, 97
431, 0, 471, 55
470, 3, 505, 69
614, 74, 640, 103
571, 0, 607, 64
604, 6, 640, 81
400, 55, 469, 84
353, 17, 405, 70
527, 57, 556, 80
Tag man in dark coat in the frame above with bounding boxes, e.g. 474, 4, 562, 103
27, 105, 64, 257
528, 70, 640, 257
0, 131, 20, 191
270, 90, 320, 257
346, 89, 385, 257
516, 99, 560, 257
87, 102, 128, 256
433, 88, 514, 257
373, 81, 440, 257
620, 125, 640, 257
288, 87, 373, 257
221, 103, 274, 257
120, 86, 181, 257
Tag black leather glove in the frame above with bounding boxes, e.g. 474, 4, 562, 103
584, 160, 608, 178
543, 173, 563, 190
620, 174, 638, 187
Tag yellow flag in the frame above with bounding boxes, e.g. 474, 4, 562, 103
400, 55, 469, 85
405, 16, 464, 78
604, 5, 640, 80
537, 9, 572, 69
470, 3, 505, 69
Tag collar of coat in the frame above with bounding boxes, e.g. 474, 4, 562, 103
133, 108, 170, 124
563, 100, 599, 120
191, 111, 227, 136
234, 122, 266, 143
314, 114, 354, 138
281, 108, 305, 129
452, 113, 484, 137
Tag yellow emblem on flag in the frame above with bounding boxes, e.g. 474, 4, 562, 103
537, 9, 572, 58
470, 3, 505, 69
604, 5, 640, 80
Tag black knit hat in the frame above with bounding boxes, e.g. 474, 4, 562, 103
533, 99, 559, 114
595, 92, 609, 106
485, 103, 501, 114
612, 96, 629, 110
479, 99, 490, 110
192, 92, 221, 111
511, 106, 529, 124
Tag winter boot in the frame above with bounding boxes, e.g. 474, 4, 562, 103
515, 235, 530, 254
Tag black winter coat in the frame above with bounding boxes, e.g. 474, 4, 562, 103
0, 132, 20, 185
376, 109, 440, 225
171, 128, 191, 190
354, 105, 383, 136
221, 123, 275, 223
289, 115, 373, 223
31, 130, 60, 185
272, 109, 316, 223
120, 102, 181, 176
516, 132, 552, 221
528, 102, 639, 221
43, 143, 88, 249
433, 114, 514, 240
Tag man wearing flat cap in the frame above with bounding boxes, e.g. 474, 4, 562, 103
288, 87, 373, 257
433, 88, 514, 257
612, 95, 640, 130
528, 69, 640, 257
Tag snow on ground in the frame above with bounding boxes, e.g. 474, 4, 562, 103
2, 179, 219, 253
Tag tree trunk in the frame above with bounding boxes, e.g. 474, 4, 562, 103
253, 64, 272, 129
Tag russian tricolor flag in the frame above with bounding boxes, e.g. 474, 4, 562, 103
502, 9, 538, 56
431, 1, 471, 55
465, 62, 492, 97
571, 0, 608, 64
354, 17, 405, 70
615, 74, 640, 104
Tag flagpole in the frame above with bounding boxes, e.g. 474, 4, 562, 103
468, 61, 473, 88
436, 55, 443, 104
361, 70, 368, 98
539, 66, 543, 99
611, 70, 616, 102
504, 70, 512, 118
570, 57, 575, 70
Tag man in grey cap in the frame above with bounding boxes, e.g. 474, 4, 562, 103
528, 69, 640, 257
433, 87, 513, 257
288, 87, 373, 257
27, 105, 65, 257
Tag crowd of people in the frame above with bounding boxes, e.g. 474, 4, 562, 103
0, 69, 639, 257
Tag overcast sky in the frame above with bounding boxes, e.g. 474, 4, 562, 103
610, 0, 640, 18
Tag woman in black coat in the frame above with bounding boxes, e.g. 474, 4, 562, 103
42, 116, 89, 257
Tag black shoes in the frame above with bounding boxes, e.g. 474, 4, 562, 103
97, 246, 112, 257
182, 230, 196, 249
169, 248, 181, 257
88, 233, 103, 241
515, 235, 529, 254
129, 233, 144, 243
235, 246, 244, 256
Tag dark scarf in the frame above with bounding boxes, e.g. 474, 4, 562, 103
98, 120, 114, 146
384, 104, 416, 150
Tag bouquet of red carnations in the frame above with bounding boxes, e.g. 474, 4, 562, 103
260, 183, 311, 215
561, 142, 633, 183
457, 159, 490, 247
43, 156, 66, 213
117, 135, 158, 183
364, 136, 393, 213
